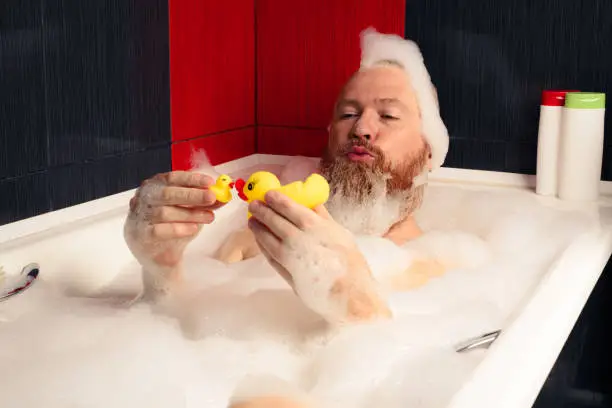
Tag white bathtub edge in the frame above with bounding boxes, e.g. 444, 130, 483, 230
447, 228, 612, 408
0, 190, 136, 246
0, 154, 264, 246
2, 153, 612, 245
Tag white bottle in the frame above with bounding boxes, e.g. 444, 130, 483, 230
536, 90, 577, 196
557, 92, 606, 201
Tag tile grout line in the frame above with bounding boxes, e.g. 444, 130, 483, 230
257, 124, 328, 131
0, 142, 173, 183
0, 124, 260, 184
253, 0, 259, 154
172, 125, 256, 144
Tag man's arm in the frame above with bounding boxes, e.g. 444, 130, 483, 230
329, 259, 393, 322
390, 258, 447, 292
123, 171, 223, 301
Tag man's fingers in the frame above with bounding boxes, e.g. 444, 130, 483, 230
248, 217, 284, 261
313, 205, 332, 220
151, 206, 215, 224
156, 186, 217, 207
248, 200, 300, 240
150, 223, 200, 240
154, 171, 214, 188
260, 248, 294, 289
262, 191, 318, 231
250, 219, 296, 291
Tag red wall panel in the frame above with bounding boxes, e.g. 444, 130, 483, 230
169, 0, 255, 144
256, 0, 406, 131
257, 126, 328, 157
171, 127, 256, 170
169, 0, 406, 166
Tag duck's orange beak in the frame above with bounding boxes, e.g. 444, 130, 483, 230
234, 178, 248, 201
229, 182, 235, 189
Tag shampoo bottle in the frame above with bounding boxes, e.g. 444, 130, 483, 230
535, 90, 578, 196
557, 92, 606, 201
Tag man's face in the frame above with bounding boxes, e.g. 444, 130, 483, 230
319, 65, 431, 235
327, 65, 426, 170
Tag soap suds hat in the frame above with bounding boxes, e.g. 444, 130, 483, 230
359, 27, 450, 170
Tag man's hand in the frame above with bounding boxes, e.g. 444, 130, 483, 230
124, 171, 222, 270
247, 191, 391, 324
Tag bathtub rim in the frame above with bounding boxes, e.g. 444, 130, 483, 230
3, 153, 612, 247
446, 226, 612, 408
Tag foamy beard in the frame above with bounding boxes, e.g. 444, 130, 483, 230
319, 140, 429, 236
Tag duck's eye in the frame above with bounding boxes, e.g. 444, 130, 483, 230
247, 183, 254, 191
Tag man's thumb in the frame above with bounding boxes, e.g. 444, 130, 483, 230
314, 205, 332, 220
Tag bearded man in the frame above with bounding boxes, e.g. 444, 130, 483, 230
124, 27, 449, 327
123, 26, 451, 408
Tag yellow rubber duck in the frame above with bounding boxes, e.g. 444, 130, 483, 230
234, 171, 330, 217
209, 174, 234, 203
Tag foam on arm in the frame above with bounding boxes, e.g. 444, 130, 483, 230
284, 228, 392, 325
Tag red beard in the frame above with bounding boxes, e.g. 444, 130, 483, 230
319, 139, 429, 202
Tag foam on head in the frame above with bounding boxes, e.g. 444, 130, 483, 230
359, 27, 449, 170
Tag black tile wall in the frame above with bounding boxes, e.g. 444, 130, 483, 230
0, 0, 48, 180
406, 0, 612, 179
0, 173, 50, 226
443, 138, 507, 171
43, 0, 171, 166
0, 0, 171, 226
48, 147, 171, 210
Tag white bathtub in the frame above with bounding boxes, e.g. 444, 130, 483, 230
1, 153, 611, 408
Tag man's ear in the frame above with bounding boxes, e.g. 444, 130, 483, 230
425, 139, 433, 171
327, 124, 331, 133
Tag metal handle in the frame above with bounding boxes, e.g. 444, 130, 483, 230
455, 329, 502, 353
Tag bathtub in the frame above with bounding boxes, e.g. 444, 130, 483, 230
1, 153, 611, 408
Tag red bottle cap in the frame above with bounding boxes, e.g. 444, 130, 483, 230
541, 90, 580, 106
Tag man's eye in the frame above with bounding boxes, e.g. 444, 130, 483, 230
340, 112, 357, 119
381, 114, 399, 120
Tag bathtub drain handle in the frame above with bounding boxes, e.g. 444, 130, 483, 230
454, 329, 502, 353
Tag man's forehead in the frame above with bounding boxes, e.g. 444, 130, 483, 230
338, 66, 418, 107
337, 97, 405, 108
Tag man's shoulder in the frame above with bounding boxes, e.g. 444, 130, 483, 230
278, 156, 321, 184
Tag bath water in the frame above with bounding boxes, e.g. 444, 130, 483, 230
0, 183, 591, 408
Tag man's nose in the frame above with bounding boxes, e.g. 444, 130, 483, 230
352, 112, 378, 142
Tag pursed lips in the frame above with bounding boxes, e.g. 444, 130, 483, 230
347, 146, 375, 162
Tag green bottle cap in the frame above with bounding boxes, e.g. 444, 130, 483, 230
565, 92, 606, 109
